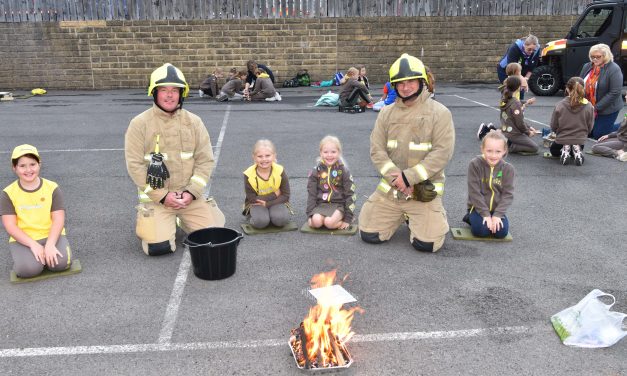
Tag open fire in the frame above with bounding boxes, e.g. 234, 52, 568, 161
289, 270, 363, 370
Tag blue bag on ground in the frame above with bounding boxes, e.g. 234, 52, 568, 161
551, 289, 627, 348
315, 91, 340, 106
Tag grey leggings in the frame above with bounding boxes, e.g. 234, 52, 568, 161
249, 204, 289, 228
591, 139, 625, 158
10, 236, 72, 278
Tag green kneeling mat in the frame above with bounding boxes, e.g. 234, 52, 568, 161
543, 152, 559, 159
450, 227, 512, 242
240, 221, 298, 235
11, 259, 82, 283
585, 150, 603, 157
514, 151, 539, 156
300, 223, 358, 235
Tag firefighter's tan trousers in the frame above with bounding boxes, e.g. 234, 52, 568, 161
136, 197, 225, 254
358, 192, 449, 252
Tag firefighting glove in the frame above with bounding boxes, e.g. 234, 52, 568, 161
146, 152, 170, 189
412, 180, 437, 202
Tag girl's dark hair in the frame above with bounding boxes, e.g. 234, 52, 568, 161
565, 77, 585, 108
12, 153, 39, 167
500, 76, 521, 110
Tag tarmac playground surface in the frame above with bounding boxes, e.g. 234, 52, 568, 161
0, 84, 625, 375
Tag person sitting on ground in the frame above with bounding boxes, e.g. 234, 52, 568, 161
243, 60, 275, 97
549, 77, 594, 166
465, 131, 514, 239
247, 68, 281, 102
495, 76, 538, 154
306, 136, 356, 230
225, 67, 237, 82
217, 70, 247, 102
0, 144, 73, 278
198, 68, 224, 98
339, 67, 373, 108
591, 115, 627, 161
357, 64, 369, 89
505, 62, 536, 104
242, 140, 291, 229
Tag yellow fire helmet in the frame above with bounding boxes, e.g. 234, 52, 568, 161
147, 63, 189, 98
389, 53, 428, 84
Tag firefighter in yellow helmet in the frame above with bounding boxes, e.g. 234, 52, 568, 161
358, 54, 455, 252
125, 63, 225, 256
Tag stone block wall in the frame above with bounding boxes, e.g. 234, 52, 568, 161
0, 16, 578, 90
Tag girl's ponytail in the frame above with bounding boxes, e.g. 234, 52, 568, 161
565, 77, 585, 108
500, 76, 521, 110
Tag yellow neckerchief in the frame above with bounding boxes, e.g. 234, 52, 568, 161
257, 73, 270, 79
243, 162, 283, 195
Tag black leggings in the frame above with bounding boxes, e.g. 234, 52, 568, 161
343, 87, 370, 106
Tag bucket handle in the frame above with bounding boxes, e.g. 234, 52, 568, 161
183, 231, 243, 248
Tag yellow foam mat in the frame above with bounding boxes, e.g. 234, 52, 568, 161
240, 221, 298, 235
300, 223, 358, 235
450, 227, 512, 242
11, 259, 82, 283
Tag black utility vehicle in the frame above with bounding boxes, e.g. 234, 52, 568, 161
529, 0, 627, 96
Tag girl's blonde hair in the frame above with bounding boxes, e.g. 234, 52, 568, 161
481, 129, 509, 152
505, 62, 522, 76
252, 139, 276, 158
341, 67, 359, 84
565, 76, 585, 108
317, 135, 345, 165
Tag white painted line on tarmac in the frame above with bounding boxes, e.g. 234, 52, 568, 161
0, 326, 530, 358
453, 94, 548, 126
157, 106, 231, 345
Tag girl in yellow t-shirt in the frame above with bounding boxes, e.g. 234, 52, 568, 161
0, 144, 72, 278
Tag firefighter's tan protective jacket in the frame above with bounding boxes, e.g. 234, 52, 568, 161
125, 104, 214, 203
371, 89, 455, 198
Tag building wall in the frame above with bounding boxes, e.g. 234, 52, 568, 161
0, 16, 578, 90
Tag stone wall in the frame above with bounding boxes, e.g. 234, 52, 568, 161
0, 16, 579, 90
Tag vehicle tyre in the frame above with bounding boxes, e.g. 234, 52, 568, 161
529, 65, 563, 96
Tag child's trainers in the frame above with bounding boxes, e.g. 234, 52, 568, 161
617, 152, 627, 162
572, 145, 584, 166
265, 96, 277, 102
198, 89, 204, 98
560, 145, 571, 165
274, 92, 282, 101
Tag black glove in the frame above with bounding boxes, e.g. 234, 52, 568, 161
412, 180, 437, 202
146, 153, 170, 189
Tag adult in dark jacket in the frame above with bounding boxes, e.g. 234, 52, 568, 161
579, 43, 624, 140
497, 35, 541, 83
244, 60, 275, 95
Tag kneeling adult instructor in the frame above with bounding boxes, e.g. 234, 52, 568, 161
125, 63, 225, 256
359, 53, 455, 252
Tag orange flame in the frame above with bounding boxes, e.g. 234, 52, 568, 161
302, 270, 362, 366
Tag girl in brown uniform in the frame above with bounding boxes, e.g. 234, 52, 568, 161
549, 77, 594, 165
499, 76, 539, 154
466, 131, 515, 238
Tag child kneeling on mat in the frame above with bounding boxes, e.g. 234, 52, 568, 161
549, 77, 594, 166
306, 136, 356, 230
242, 140, 291, 229
464, 131, 515, 238
0, 145, 73, 278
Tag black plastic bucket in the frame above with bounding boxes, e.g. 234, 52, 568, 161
183, 227, 243, 280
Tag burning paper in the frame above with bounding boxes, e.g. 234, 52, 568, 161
290, 270, 363, 370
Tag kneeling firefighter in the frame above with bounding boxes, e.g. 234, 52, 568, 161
125, 63, 225, 256
358, 53, 455, 252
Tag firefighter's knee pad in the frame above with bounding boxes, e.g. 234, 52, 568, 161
360, 230, 384, 244
142, 239, 175, 256
411, 238, 434, 253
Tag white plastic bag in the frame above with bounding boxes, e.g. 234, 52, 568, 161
551, 289, 627, 348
